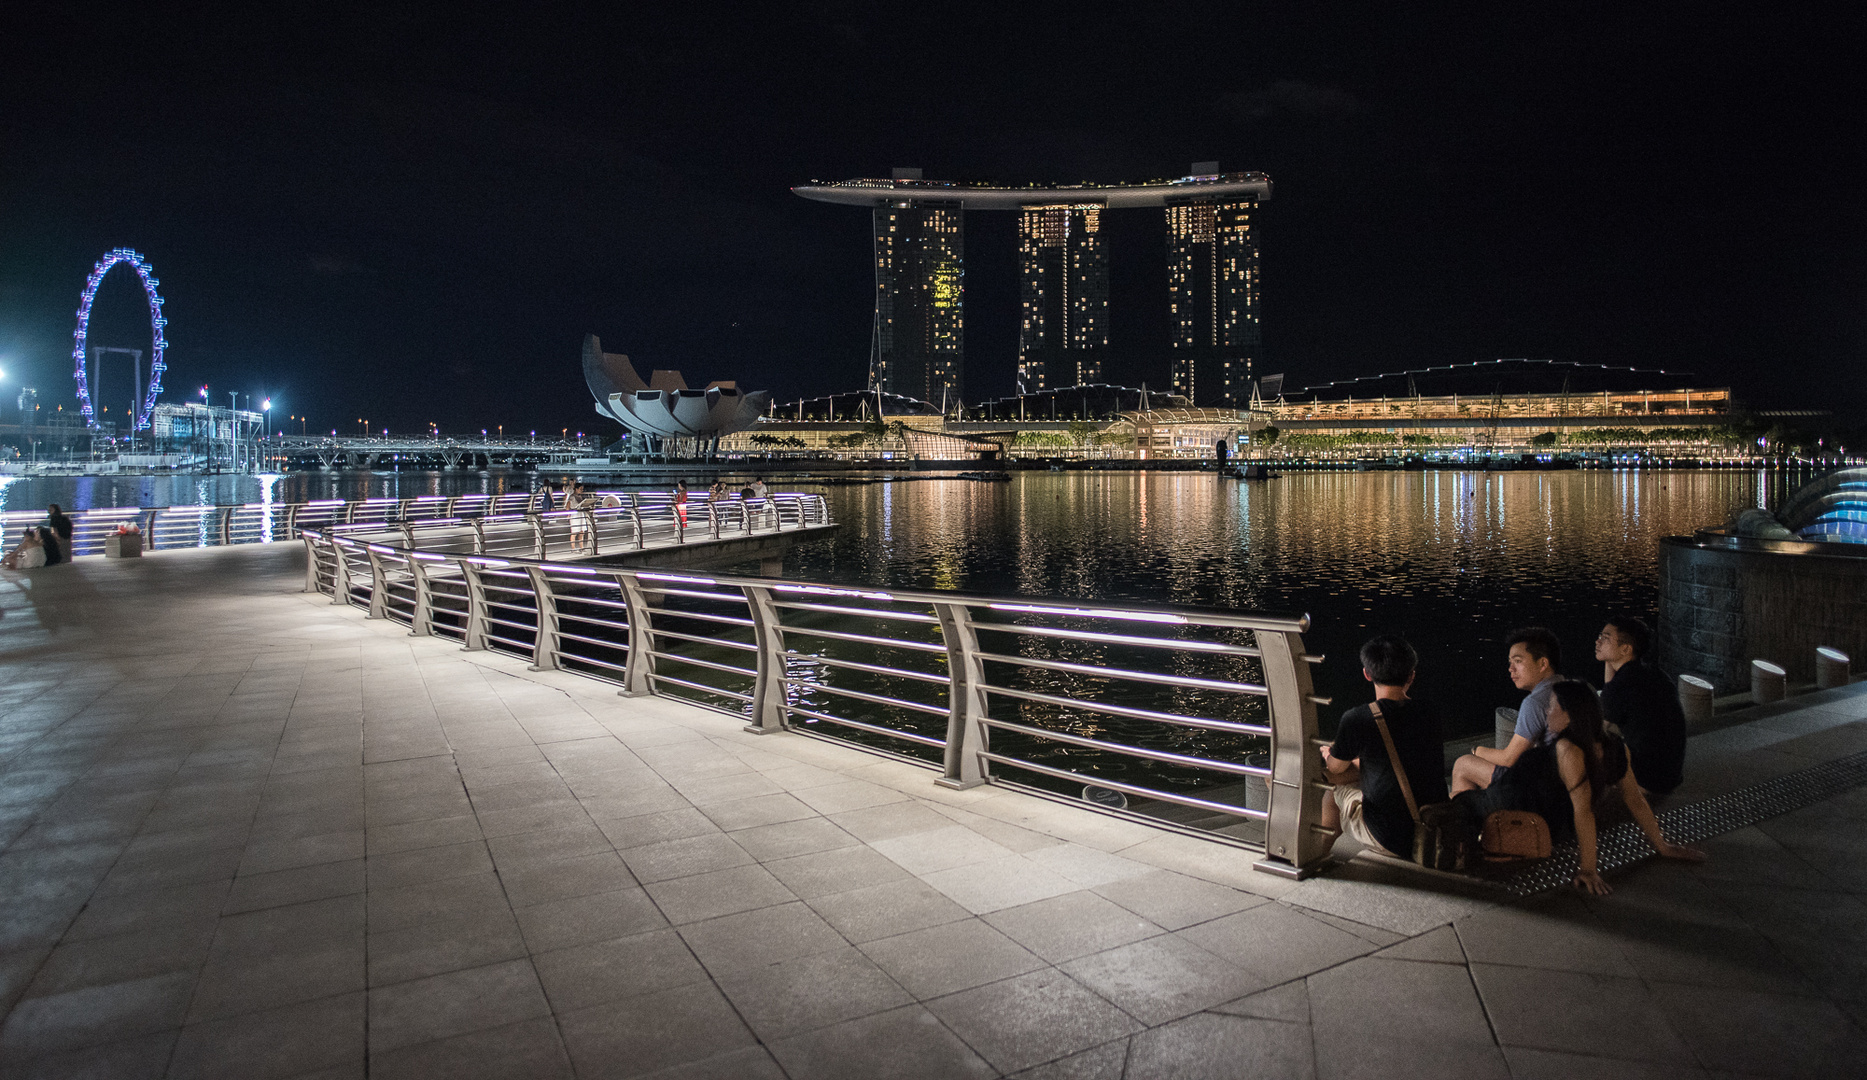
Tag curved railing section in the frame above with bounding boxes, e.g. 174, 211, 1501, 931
0, 490, 824, 558
297, 523, 1334, 878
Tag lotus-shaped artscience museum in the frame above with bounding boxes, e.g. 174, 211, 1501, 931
583, 334, 769, 439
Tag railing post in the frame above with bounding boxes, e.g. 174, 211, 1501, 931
302, 537, 322, 593
395, 498, 410, 523
525, 567, 560, 671
532, 517, 548, 559
741, 585, 788, 735
583, 509, 601, 556
470, 518, 487, 554
616, 572, 655, 696
219, 507, 234, 546
285, 504, 301, 539
345, 499, 360, 524
1254, 627, 1331, 879
407, 556, 434, 636
363, 550, 389, 619
144, 510, 160, 548
330, 542, 353, 605
932, 600, 990, 789
630, 495, 646, 549
710, 500, 721, 540
457, 559, 490, 651
401, 523, 418, 549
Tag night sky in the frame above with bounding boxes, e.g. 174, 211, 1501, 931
2, 6, 1862, 437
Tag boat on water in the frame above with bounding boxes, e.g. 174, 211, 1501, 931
1224, 463, 1280, 480
956, 471, 1013, 482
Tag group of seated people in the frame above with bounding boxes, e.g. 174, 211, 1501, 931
1318, 621, 1704, 894
2, 504, 73, 571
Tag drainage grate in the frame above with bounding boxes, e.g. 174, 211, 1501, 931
1499, 748, 1867, 896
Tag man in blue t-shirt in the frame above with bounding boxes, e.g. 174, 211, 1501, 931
1450, 627, 1562, 795
1319, 635, 1448, 857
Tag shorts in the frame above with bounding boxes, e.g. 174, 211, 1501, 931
1332, 783, 1400, 857
1492, 764, 1510, 786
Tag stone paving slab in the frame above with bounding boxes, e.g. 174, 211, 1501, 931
3, 544, 1866, 1078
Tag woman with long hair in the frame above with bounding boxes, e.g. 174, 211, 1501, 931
1547, 680, 1704, 894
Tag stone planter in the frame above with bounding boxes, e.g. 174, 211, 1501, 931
105, 533, 142, 558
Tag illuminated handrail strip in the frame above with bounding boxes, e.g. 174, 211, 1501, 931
770, 601, 940, 624
968, 621, 1264, 657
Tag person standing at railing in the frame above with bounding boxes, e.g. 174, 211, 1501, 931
1318, 636, 1448, 858
674, 480, 689, 528
566, 483, 592, 552
749, 476, 769, 526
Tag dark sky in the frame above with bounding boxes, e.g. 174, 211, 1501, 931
3, 5, 1862, 436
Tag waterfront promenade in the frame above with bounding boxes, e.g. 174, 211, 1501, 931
3, 545, 1866, 1078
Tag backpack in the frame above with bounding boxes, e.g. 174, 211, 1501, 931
1370, 701, 1478, 872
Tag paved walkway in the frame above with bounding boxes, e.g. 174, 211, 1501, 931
2, 544, 1865, 1079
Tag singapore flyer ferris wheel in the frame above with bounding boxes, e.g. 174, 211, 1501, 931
71, 247, 169, 431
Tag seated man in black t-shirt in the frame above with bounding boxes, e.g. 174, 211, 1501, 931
1595, 616, 1686, 798
1319, 635, 1449, 858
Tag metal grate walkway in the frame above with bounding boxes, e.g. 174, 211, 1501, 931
1501, 748, 1867, 895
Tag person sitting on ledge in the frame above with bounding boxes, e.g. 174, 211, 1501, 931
1596, 615, 1686, 799
44, 504, 73, 551
1318, 635, 1448, 858
1457, 680, 1703, 894
3, 527, 49, 571
1452, 627, 1563, 794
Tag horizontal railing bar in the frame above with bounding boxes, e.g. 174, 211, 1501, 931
968, 622, 1262, 657
979, 683, 1274, 737
981, 717, 1271, 778
483, 615, 539, 632
554, 611, 629, 631
554, 629, 629, 650
651, 674, 753, 702
770, 601, 939, 623
782, 679, 949, 717
646, 651, 758, 678
484, 633, 535, 651
778, 625, 949, 654
645, 628, 757, 651
782, 652, 949, 685
976, 753, 1269, 821
972, 651, 1267, 697
560, 653, 630, 676
782, 705, 947, 747
633, 586, 753, 604
641, 609, 755, 629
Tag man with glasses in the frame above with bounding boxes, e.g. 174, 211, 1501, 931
1596, 616, 1686, 799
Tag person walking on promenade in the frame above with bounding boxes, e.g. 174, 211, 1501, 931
1452, 628, 1563, 794
1595, 616, 1687, 799
1318, 636, 1448, 858
1458, 680, 1704, 894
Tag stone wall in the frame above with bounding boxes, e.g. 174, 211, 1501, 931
1657, 534, 1867, 692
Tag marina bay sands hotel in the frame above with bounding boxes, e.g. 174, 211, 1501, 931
793, 164, 1270, 408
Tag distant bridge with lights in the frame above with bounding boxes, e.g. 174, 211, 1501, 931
271, 434, 603, 471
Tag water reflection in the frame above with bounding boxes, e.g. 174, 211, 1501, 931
788, 470, 1775, 737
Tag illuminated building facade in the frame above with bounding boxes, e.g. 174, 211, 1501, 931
1017, 205, 1108, 392
873, 195, 965, 406
1167, 170, 1261, 406
796, 167, 1271, 406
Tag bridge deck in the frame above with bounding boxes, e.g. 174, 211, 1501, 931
2, 544, 1865, 1077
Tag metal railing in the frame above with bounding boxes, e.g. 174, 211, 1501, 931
298, 526, 1335, 878
0, 490, 824, 559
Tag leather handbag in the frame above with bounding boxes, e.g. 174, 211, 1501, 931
1481, 810, 1552, 860
1370, 702, 1476, 872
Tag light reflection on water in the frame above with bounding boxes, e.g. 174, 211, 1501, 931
786, 470, 1788, 737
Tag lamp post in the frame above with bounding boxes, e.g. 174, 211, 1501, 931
262, 398, 272, 471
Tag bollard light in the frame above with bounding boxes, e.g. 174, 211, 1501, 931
1751, 660, 1787, 705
